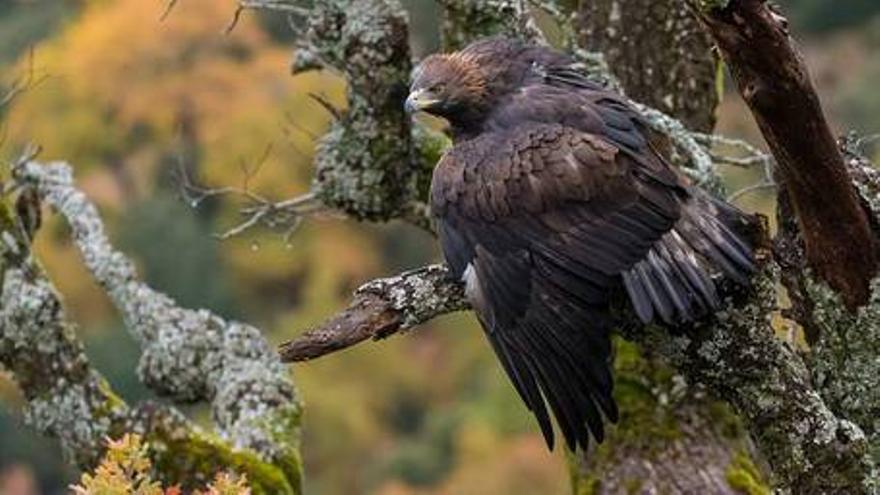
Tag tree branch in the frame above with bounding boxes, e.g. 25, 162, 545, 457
291, 0, 423, 223
622, 265, 876, 493
694, 0, 877, 309
279, 264, 467, 362
0, 218, 126, 468
3, 160, 303, 492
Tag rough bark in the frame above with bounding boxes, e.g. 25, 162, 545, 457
293, 0, 422, 222
776, 140, 880, 461
695, 0, 877, 309
438, 0, 544, 51
577, 0, 720, 132
279, 264, 467, 362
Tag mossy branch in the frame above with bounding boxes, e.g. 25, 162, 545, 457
1, 162, 303, 493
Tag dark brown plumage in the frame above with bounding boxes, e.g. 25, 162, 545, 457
407, 38, 755, 452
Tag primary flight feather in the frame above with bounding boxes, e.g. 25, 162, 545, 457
406, 37, 755, 452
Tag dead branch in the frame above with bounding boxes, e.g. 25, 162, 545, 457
279, 264, 467, 361
694, 0, 877, 309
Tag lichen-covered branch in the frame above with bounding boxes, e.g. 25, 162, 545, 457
775, 140, 880, 463
3, 161, 303, 493
622, 265, 876, 493
292, 0, 423, 223
0, 205, 126, 467
279, 264, 467, 362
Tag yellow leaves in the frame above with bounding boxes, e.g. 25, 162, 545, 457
196, 472, 251, 495
4, 0, 313, 171
59, 0, 266, 122
71, 434, 163, 495
71, 434, 251, 495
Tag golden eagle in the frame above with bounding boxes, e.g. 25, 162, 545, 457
406, 38, 754, 452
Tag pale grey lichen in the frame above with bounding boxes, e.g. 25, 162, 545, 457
357, 264, 468, 328
804, 274, 880, 461
24, 379, 115, 462
1, 265, 126, 467
621, 264, 878, 492
634, 102, 724, 193
297, 0, 419, 221
440, 0, 545, 51
14, 161, 301, 464
844, 135, 880, 224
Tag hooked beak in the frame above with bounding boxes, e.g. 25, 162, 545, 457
404, 88, 440, 114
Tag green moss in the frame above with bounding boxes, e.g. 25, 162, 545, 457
96, 377, 127, 412
603, 339, 683, 450
726, 451, 770, 495
624, 477, 644, 494
150, 432, 300, 495
568, 452, 602, 495
707, 400, 744, 440
0, 198, 14, 231
254, 404, 303, 490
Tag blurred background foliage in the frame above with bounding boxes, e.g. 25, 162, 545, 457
0, 0, 877, 493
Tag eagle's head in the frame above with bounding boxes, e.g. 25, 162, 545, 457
406, 52, 490, 128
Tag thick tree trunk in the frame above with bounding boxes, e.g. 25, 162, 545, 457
577, 0, 719, 132
567, 2, 762, 492
568, 343, 761, 495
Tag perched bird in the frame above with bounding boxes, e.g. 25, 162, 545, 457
406, 37, 755, 452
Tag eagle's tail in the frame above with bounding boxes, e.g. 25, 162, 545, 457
622, 190, 756, 324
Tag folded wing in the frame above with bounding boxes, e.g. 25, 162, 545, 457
432, 123, 754, 451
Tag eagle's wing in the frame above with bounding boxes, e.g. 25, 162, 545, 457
432, 123, 753, 451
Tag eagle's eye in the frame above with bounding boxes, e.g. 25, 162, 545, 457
431, 83, 447, 94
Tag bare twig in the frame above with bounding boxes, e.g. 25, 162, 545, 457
175, 148, 326, 242
1, 48, 48, 108
226, 0, 310, 33
159, 0, 179, 20
1, 49, 48, 151
307, 93, 342, 122
727, 180, 776, 202
216, 192, 322, 241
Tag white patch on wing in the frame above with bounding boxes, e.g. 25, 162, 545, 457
462, 261, 496, 332
462, 262, 480, 300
